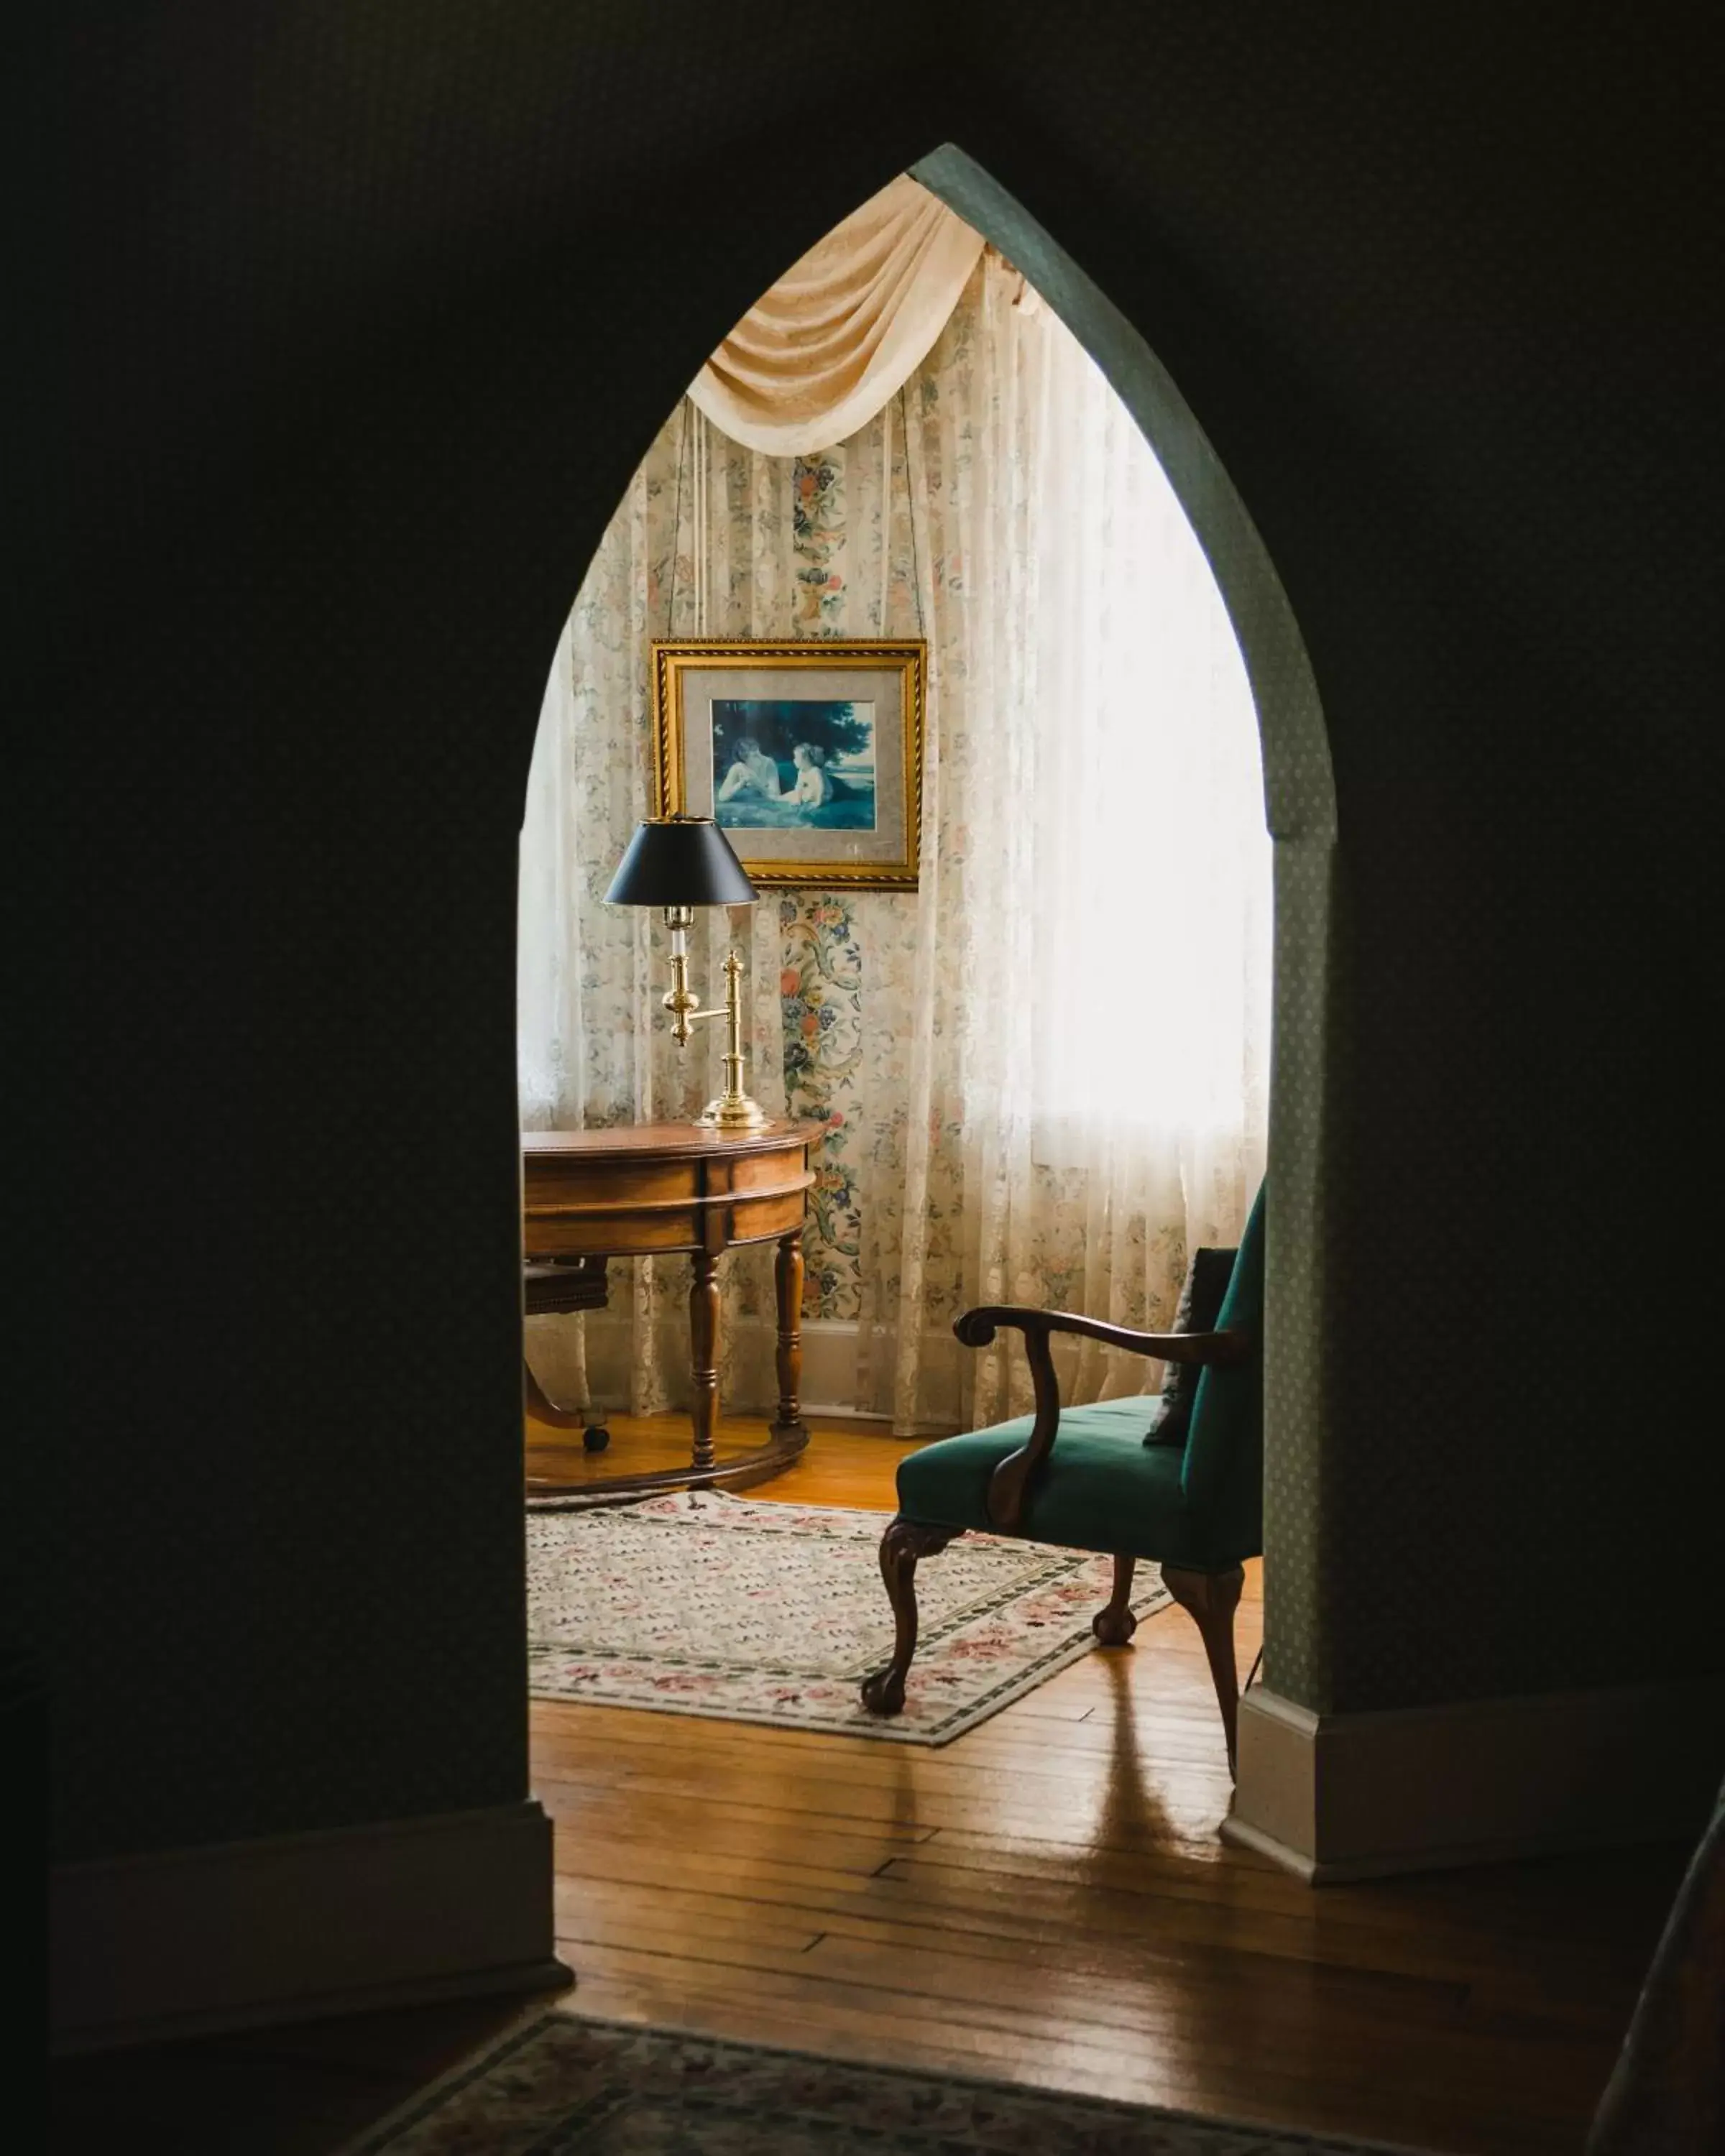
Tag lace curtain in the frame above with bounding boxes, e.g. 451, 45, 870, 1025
518, 252, 1269, 1429
865, 262, 1270, 1429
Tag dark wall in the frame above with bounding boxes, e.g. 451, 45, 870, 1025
27, 2, 1721, 1861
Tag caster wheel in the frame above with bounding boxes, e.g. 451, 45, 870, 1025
582, 1424, 610, 1455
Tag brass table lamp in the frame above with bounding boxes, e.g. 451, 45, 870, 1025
604, 816, 770, 1130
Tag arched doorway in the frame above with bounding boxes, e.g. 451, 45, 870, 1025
520, 147, 1336, 1708
48, 14, 1711, 2102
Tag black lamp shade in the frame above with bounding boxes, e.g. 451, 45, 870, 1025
604, 817, 759, 907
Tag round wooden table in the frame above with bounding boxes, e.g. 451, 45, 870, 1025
522, 1120, 822, 1508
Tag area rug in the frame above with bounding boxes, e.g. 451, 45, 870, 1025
346, 2015, 1435, 2155
526, 1488, 1169, 1744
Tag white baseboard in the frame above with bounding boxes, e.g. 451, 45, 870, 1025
533, 1302, 1124, 1438
1224, 1678, 1725, 1882
528, 1309, 965, 1428
52, 1799, 570, 2053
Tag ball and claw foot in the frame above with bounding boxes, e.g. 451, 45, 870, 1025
860, 1666, 906, 1715
581, 1424, 610, 1455
1092, 1605, 1138, 1647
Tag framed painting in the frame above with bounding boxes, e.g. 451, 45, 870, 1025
650, 639, 926, 890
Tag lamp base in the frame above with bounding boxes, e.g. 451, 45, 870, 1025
695, 1092, 773, 1132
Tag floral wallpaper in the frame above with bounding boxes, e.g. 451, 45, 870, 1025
521, 382, 924, 1345
780, 892, 864, 1315
792, 453, 847, 630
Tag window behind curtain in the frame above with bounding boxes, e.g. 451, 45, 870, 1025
1026, 309, 1271, 1182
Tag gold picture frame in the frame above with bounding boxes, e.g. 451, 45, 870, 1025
650, 639, 926, 891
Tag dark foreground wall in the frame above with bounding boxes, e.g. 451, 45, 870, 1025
24, 2, 1722, 1862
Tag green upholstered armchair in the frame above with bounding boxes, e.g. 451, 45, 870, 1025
860, 1185, 1266, 1773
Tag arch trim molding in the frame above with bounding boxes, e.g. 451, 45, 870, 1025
911, 144, 1339, 1718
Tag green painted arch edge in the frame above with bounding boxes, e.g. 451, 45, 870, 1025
911, 142, 1337, 849
912, 144, 1340, 1708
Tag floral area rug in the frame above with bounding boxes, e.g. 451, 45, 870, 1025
526, 1488, 1169, 1744
346, 2016, 1435, 2155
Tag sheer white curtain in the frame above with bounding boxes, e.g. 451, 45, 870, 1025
862, 258, 1270, 1431
1029, 300, 1270, 1230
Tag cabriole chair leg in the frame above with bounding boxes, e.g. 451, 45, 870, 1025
1162, 1562, 1246, 1777
860, 1516, 959, 1715
1092, 1553, 1138, 1646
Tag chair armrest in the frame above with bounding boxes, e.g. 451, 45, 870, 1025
955, 1305, 1250, 1367
949, 1306, 1249, 1534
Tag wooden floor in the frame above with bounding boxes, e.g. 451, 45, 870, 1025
52, 1412, 1683, 2155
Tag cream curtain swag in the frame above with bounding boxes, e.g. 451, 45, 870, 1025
689, 177, 985, 456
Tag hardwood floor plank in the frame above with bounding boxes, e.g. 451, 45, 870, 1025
52, 1414, 1676, 2156
539, 1781, 940, 1846
525, 1414, 1668, 2156
553, 1953, 1590, 2156
543, 1759, 1244, 1854
549, 1802, 937, 1879
552, 1835, 1642, 2023
555, 1897, 824, 1959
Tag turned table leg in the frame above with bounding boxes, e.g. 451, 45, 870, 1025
773, 1228, 805, 1437
689, 1248, 720, 1471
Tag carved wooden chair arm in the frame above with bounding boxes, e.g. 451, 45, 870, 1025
955, 1305, 1249, 1365
951, 1304, 1250, 1534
